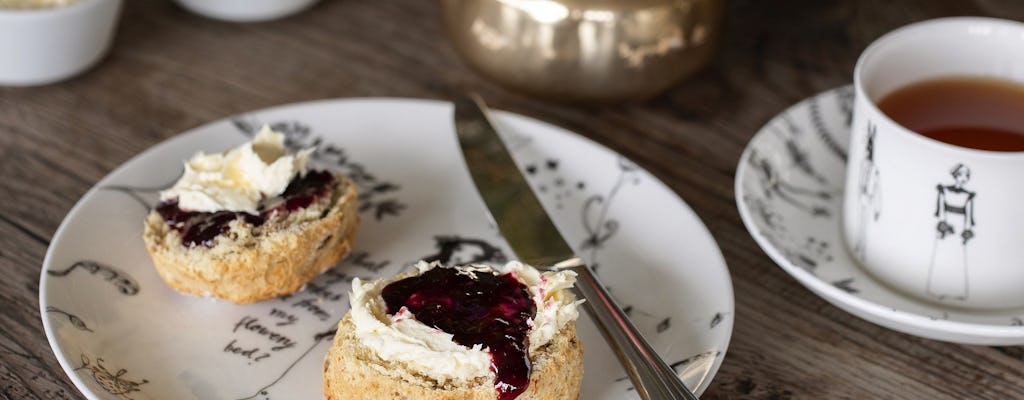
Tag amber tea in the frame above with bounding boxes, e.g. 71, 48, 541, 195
877, 76, 1024, 152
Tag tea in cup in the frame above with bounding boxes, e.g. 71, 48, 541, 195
843, 17, 1024, 310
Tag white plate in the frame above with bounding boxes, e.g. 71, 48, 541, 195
41, 98, 734, 399
736, 86, 1024, 345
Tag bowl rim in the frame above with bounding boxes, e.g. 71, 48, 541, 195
0, 0, 111, 20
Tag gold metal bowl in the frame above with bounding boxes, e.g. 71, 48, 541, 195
441, 0, 724, 102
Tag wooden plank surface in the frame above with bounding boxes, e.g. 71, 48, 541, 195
2, 0, 1023, 398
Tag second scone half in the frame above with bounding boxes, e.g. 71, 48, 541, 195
142, 126, 359, 304
323, 261, 584, 400
144, 173, 358, 303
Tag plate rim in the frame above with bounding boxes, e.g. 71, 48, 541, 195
40, 96, 735, 398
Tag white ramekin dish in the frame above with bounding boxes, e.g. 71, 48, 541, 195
173, 0, 318, 23
0, 0, 122, 86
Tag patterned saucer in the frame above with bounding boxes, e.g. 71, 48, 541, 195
736, 86, 1024, 345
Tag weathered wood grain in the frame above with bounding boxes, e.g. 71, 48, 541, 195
1, 0, 1023, 398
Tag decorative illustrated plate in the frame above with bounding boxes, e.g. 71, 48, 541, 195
736, 86, 1024, 345
41, 98, 734, 399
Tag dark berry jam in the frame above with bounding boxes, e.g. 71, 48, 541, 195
382, 266, 537, 400
155, 170, 334, 248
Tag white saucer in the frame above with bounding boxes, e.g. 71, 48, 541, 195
736, 86, 1024, 345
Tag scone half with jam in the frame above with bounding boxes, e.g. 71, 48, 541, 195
323, 261, 584, 400
143, 126, 359, 304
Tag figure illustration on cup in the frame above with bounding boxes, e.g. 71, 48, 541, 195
851, 123, 882, 261
926, 163, 976, 301
844, 17, 1024, 310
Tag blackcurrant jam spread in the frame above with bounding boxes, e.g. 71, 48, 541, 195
155, 170, 334, 248
381, 266, 537, 400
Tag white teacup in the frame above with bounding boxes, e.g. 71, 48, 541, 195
843, 17, 1024, 310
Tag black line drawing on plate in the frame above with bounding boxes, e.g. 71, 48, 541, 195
579, 157, 641, 271
525, 157, 580, 210
745, 195, 783, 232
75, 355, 149, 399
233, 118, 406, 221
772, 116, 829, 185
236, 327, 338, 400
927, 312, 951, 321
615, 350, 721, 392
851, 122, 882, 261
620, 304, 679, 339
495, 135, 699, 393
235, 251, 393, 399
519, 151, 641, 273
421, 235, 508, 265
656, 318, 671, 333
746, 113, 844, 276
832, 278, 859, 294
45, 306, 94, 332
710, 312, 724, 329
809, 91, 848, 162
346, 251, 390, 273
743, 92, 848, 271
926, 163, 976, 301
743, 195, 832, 273
669, 350, 720, 372
747, 148, 831, 217
101, 176, 180, 211
522, 154, 639, 270
47, 260, 139, 296
314, 266, 359, 287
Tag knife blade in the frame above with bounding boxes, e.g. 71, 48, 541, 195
452, 95, 576, 267
453, 94, 699, 400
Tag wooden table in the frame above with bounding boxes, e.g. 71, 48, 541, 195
3, 1, 1024, 398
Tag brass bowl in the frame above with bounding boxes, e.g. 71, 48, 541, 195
441, 0, 724, 102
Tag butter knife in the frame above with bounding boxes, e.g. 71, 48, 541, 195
453, 94, 699, 400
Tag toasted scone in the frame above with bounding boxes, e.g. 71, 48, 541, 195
143, 173, 358, 304
323, 315, 582, 400
323, 262, 584, 400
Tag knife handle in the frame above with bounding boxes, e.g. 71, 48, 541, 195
568, 263, 700, 400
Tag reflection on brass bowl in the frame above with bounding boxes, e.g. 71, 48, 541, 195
441, 0, 724, 102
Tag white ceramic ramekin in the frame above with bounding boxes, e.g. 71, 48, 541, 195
0, 0, 122, 86
173, 0, 318, 23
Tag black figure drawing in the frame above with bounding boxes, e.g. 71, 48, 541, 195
852, 124, 882, 260
926, 163, 976, 300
